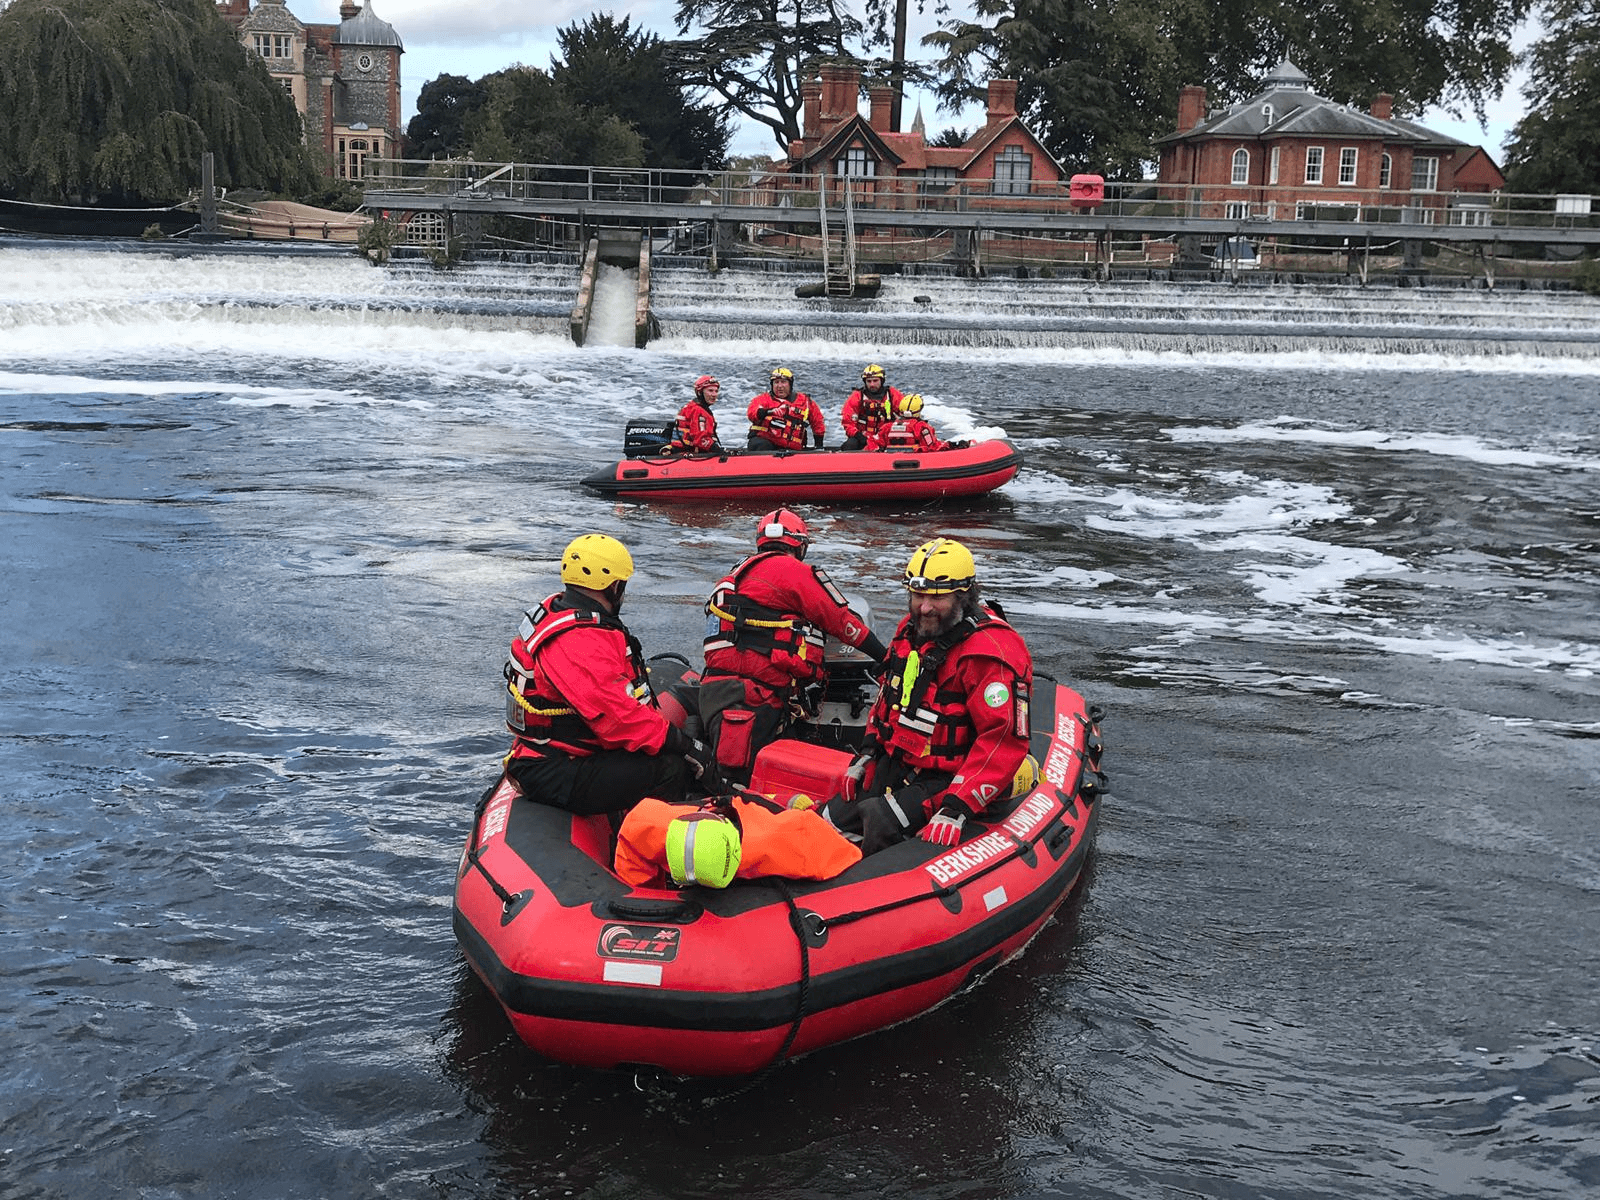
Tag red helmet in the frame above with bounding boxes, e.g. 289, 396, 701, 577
756, 507, 809, 557
694, 374, 719, 402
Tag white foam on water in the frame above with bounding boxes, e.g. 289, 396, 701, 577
1169, 417, 1600, 471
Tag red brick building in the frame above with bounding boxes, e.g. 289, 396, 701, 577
1156, 60, 1504, 226
783, 65, 1063, 206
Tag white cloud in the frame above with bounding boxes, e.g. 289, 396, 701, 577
298, 1, 679, 46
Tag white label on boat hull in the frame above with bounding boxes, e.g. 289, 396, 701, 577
983, 885, 1009, 912
604, 961, 664, 987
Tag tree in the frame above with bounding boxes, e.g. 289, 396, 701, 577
0, 0, 317, 203
466, 67, 647, 169
670, 0, 867, 152
1502, 0, 1600, 194
553, 14, 730, 172
405, 74, 487, 161
925, 0, 1533, 177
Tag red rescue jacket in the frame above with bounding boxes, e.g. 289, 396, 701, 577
504, 591, 671, 759
747, 391, 825, 450
703, 551, 876, 689
841, 386, 903, 441
867, 416, 949, 452
670, 399, 719, 452
867, 605, 1033, 818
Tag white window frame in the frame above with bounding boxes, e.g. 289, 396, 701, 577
1225, 201, 1251, 220
835, 147, 875, 179
1231, 148, 1250, 185
1338, 147, 1359, 185
1269, 146, 1280, 185
1411, 156, 1439, 192
1304, 146, 1324, 185
993, 145, 1033, 196
1379, 153, 1392, 189
1448, 204, 1493, 227
1295, 200, 1359, 221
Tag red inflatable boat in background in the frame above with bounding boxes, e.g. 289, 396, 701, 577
580, 437, 1023, 503
451, 652, 1108, 1078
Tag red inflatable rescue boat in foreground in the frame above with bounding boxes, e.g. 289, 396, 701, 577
452, 654, 1108, 1077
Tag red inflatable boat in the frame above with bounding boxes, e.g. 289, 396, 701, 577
452, 660, 1107, 1077
579, 438, 1023, 503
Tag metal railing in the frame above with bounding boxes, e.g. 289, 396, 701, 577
363, 158, 1598, 233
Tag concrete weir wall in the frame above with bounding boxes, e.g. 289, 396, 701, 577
568, 230, 656, 348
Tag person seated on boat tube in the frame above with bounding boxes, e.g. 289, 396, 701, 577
819, 537, 1033, 855
503, 534, 726, 816
746, 367, 826, 452
865, 393, 960, 453
613, 793, 862, 889
700, 508, 889, 786
839, 363, 903, 451
668, 374, 723, 454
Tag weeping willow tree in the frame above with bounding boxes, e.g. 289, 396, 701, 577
0, 0, 318, 204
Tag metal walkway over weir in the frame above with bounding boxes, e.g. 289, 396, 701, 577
363, 159, 1600, 270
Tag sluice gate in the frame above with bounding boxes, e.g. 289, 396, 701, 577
569, 230, 658, 348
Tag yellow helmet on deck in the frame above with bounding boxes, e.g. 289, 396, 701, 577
900, 393, 924, 416
561, 534, 634, 588
904, 537, 976, 594
665, 811, 742, 888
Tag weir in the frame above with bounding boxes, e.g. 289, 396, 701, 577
569, 230, 658, 348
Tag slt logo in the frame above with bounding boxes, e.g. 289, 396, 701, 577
598, 924, 682, 962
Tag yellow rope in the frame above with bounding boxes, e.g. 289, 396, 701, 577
706, 600, 793, 630
506, 681, 576, 717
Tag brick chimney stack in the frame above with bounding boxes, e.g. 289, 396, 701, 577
801, 78, 822, 142
869, 87, 895, 133
819, 65, 860, 125
340, 2, 361, 20
1177, 86, 1207, 132
986, 79, 1018, 122
1370, 93, 1394, 121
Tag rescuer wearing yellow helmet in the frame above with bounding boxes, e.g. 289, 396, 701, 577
840, 362, 904, 450
747, 366, 826, 452
821, 537, 1034, 854
503, 533, 725, 815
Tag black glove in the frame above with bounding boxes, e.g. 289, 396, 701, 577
859, 791, 915, 855
666, 726, 729, 794
860, 631, 889, 664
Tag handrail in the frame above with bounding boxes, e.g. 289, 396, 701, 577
361, 157, 1599, 232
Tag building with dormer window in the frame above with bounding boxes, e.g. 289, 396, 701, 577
1156, 59, 1503, 226
217, 1, 404, 181
783, 65, 1063, 204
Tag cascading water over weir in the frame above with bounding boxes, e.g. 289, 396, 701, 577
569, 230, 659, 348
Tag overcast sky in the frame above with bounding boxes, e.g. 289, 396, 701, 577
310, 1, 1532, 165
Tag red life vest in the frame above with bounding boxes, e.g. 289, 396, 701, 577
869, 607, 1031, 773
505, 594, 653, 756
703, 552, 828, 683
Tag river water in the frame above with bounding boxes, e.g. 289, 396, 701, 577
3, 240, 1597, 1199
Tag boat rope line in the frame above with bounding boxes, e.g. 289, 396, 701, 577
504, 682, 576, 718
465, 783, 523, 912
700, 878, 814, 1105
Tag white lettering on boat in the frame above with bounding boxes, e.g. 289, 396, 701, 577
1043, 745, 1074, 789
1001, 792, 1055, 839
1055, 710, 1078, 748
482, 780, 516, 841
925, 831, 1013, 885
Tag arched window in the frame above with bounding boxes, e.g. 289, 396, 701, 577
1380, 153, 1392, 189
1261, 104, 1274, 125
1231, 148, 1250, 185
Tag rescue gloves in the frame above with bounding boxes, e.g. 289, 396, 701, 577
918, 806, 967, 847
666, 726, 731, 797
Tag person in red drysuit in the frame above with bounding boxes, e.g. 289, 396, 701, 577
669, 374, 723, 453
865, 393, 960, 452
698, 508, 888, 783
840, 363, 904, 450
746, 367, 826, 451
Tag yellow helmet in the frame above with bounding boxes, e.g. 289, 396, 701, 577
560, 534, 634, 588
900, 393, 924, 416
862, 363, 885, 381
904, 537, 976, 594
665, 811, 742, 888
770, 366, 794, 383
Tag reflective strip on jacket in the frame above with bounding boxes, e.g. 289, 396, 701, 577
614, 794, 862, 886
